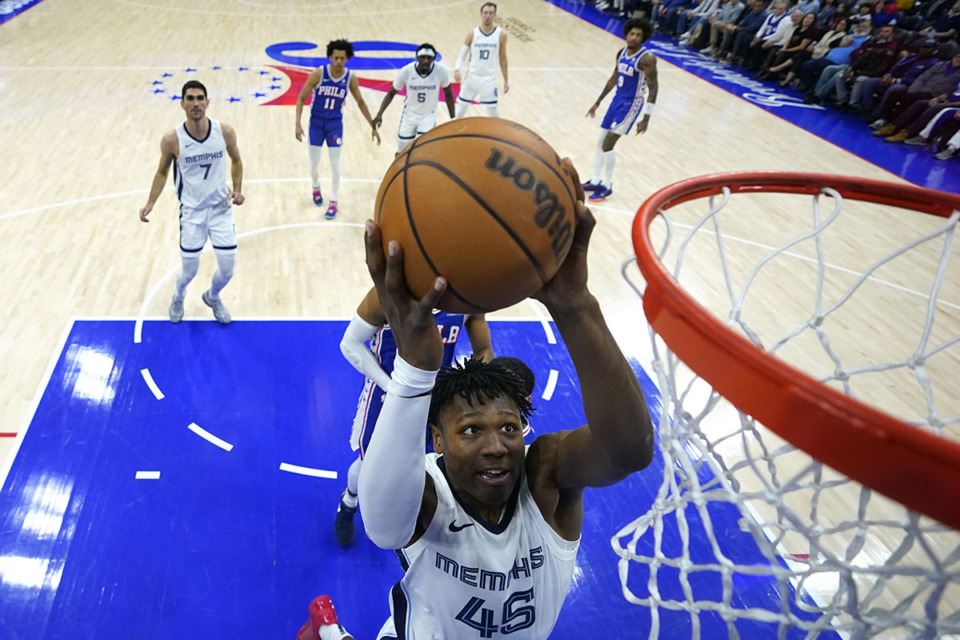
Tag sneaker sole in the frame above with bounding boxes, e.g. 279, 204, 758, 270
202, 292, 231, 325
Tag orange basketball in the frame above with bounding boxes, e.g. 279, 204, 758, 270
375, 118, 579, 314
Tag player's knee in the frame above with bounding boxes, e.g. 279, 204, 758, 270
213, 247, 237, 278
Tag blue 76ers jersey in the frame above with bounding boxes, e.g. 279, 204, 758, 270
311, 65, 350, 120
615, 46, 647, 103
351, 310, 466, 455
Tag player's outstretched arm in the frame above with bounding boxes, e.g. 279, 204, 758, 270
587, 67, 618, 118
349, 74, 381, 145
529, 163, 653, 517
222, 123, 245, 205
357, 221, 445, 550
464, 314, 494, 362
139, 131, 177, 222
295, 68, 322, 142
636, 53, 659, 135
454, 31, 473, 83
339, 287, 392, 391
372, 87, 399, 131
499, 30, 509, 94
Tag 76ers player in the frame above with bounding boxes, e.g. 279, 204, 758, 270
295, 39, 380, 219
333, 286, 493, 548
583, 18, 659, 202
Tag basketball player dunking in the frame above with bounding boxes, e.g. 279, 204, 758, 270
372, 43, 456, 154
297, 193, 655, 640
583, 18, 659, 202
295, 39, 380, 220
139, 80, 244, 325
454, 2, 509, 118
332, 286, 493, 548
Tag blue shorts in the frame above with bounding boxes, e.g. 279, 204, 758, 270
601, 96, 644, 136
309, 117, 343, 147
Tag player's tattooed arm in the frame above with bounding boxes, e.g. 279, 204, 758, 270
637, 54, 659, 134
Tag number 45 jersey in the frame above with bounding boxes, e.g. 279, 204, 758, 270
383, 453, 580, 640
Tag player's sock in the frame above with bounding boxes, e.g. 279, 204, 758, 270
328, 146, 341, 201
309, 145, 324, 188
455, 99, 470, 119
592, 131, 606, 184
174, 253, 200, 299
485, 103, 499, 118
209, 247, 236, 298
345, 458, 361, 506
602, 149, 616, 187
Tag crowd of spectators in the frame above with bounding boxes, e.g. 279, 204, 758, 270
594, 0, 960, 160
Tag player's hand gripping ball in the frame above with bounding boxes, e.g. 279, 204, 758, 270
375, 118, 580, 313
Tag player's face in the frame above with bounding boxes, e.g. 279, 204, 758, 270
181, 89, 208, 121
416, 55, 434, 74
432, 394, 526, 522
625, 27, 646, 51
480, 5, 496, 26
329, 49, 348, 73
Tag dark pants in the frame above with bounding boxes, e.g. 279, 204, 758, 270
798, 57, 832, 90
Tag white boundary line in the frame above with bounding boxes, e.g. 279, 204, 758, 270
187, 422, 234, 451
135, 471, 161, 480
278, 462, 338, 479
140, 369, 164, 400
542, 369, 559, 401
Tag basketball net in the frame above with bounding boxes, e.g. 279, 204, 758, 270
617, 173, 960, 638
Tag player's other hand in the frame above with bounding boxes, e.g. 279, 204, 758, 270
503, 81, 510, 95
230, 192, 245, 205
364, 220, 445, 371
454, 70, 462, 83
636, 116, 650, 135
295, 122, 304, 142
139, 204, 152, 223
586, 104, 598, 118
533, 201, 596, 312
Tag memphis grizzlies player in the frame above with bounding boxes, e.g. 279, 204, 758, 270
454, 2, 509, 118
333, 286, 493, 548
583, 18, 659, 202
139, 80, 244, 325
371, 43, 455, 154
295, 39, 380, 219
296, 205, 655, 640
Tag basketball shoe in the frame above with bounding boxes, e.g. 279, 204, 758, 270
169, 295, 184, 324
325, 201, 338, 220
312, 188, 323, 206
334, 490, 357, 548
581, 181, 602, 192
202, 290, 232, 325
588, 185, 612, 201
296, 595, 352, 640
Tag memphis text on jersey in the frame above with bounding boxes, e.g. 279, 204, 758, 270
435, 546, 545, 592
184, 150, 224, 164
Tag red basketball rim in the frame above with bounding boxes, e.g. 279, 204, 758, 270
632, 172, 960, 530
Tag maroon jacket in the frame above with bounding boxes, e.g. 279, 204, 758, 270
849, 36, 899, 77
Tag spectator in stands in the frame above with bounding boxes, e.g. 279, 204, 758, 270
878, 80, 960, 142
714, 0, 769, 60
759, 12, 822, 80
780, 17, 849, 86
848, 37, 940, 113
826, 23, 900, 106
871, 50, 960, 131
919, 0, 960, 43
738, 2, 793, 70
797, 19, 872, 92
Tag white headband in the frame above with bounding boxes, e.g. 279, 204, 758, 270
416, 48, 436, 58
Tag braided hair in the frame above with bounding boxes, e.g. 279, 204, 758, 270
428, 357, 534, 428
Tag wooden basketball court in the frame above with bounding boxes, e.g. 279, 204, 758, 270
1, 0, 957, 637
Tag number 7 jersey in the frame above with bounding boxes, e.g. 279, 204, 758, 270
173, 118, 230, 211
383, 453, 580, 639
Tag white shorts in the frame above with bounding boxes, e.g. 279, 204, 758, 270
179, 201, 236, 254
457, 74, 498, 105
397, 109, 437, 152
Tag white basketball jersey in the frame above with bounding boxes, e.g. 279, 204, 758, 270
468, 25, 501, 76
387, 453, 579, 640
173, 118, 230, 210
394, 61, 451, 117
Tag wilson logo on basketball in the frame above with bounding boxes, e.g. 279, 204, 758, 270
485, 148, 573, 265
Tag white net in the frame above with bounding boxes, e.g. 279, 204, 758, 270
616, 181, 960, 639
